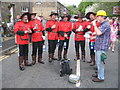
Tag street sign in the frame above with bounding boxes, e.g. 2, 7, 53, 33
113, 6, 120, 15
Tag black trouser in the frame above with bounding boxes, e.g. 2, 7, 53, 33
89, 42, 95, 55
58, 39, 69, 51
32, 41, 44, 56
75, 41, 85, 52
48, 40, 58, 54
19, 44, 28, 56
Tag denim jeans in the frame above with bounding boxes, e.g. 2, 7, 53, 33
95, 50, 106, 80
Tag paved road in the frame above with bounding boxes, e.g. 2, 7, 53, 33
2, 37, 16, 54
1, 33, 118, 88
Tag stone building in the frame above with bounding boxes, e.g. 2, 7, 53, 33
0, 0, 32, 23
33, 1, 70, 19
0, 0, 70, 22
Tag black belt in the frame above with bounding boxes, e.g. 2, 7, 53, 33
21, 39, 29, 41
77, 33, 84, 35
20, 36, 29, 41
51, 31, 58, 33
64, 32, 69, 33
34, 31, 42, 33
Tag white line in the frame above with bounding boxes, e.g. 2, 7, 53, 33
0, 47, 18, 62
76, 60, 80, 88
0, 56, 9, 61
10, 48, 18, 53
0, 56, 5, 59
0, 45, 16, 54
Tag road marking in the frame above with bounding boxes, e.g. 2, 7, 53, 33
0, 56, 6, 59
0, 48, 18, 61
0, 55, 10, 61
10, 48, 18, 53
76, 60, 80, 88
0, 45, 17, 54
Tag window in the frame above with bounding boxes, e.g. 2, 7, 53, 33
21, 7, 29, 12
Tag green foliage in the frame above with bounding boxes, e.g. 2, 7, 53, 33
94, 2, 119, 17
78, 0, 96, 15
67, 5, 77, 15
77, 0, 119, 17
7, 14, 12, 17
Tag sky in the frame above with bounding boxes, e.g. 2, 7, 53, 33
57, 0, 82, 7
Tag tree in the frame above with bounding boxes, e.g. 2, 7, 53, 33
85, 2, 119, 17
67, 5, 78, 15
94, 2, 119, 17
77, 0, 96, 15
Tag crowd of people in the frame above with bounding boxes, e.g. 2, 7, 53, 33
13, 10, 119, 82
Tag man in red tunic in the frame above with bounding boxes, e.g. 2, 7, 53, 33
72, 15, 86, 62
85, 12, 100, 66
58, 14, 72, 60
14, 12, 32, 71
46, 11, 59, 62
29, 13, 45, 65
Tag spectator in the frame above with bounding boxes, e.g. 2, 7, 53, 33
38, 16, 46, 28
14, 14, 21, 25
92, 10, 110, 82
109, 19, 118, 52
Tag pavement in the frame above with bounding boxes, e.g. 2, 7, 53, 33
0, 33, 119, 88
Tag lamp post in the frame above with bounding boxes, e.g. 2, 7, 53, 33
36, 1, 43, 16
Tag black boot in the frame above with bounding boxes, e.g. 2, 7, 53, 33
52, 53, 57, 60
49, 54, 53, 63
32, 56, 36, 65
38, 56, 45, 64
90, 55, 95, 66
19, 56, 25, 71
24, 56, 32, 66
58, 50, 62, 61
76, 52, 80, 60
63, 50, 68, 60
81, 51, 85, 62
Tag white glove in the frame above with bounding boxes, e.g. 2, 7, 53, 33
87, 25, 91, 29
64, 34, 68, 37
77, 25, 83, 31
84, 33, 90, 38
51, 25, 56, 29
42, 36, 45, 40
87, 31, 92, 35
92, 20, 97, 26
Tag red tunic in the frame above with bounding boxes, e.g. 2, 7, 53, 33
46, 20, 59, 40
58, 21, 72, 40
73, 21, 85, 41
30, 19, 44, 42
14, 21, 30, 45
87, 20, 100, 42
